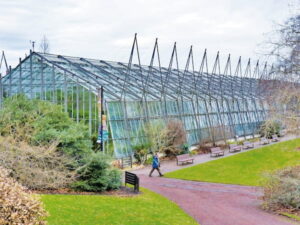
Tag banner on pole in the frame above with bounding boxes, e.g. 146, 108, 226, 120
97, 88, 108, 143
97, 114, 109, 143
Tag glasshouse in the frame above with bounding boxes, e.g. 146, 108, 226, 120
0, 37, 274, 159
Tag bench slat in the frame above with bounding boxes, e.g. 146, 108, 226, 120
125, 171, 139, 192
178, 159, 193, 161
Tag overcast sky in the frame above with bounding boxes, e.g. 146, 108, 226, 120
0, 0, 295, 72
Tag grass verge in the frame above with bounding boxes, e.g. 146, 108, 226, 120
42, 188, 198, 225
165, 139, 300, 186
280, 212, 300, 222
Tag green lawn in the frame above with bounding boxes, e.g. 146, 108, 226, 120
280, 212, 300, 222
42, 188, 198, 225
165, 138, 300, 186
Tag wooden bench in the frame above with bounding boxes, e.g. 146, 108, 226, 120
260, 137, 269, 145
176, 154, 194, 166
229, 144, 242, 153
210, 147, 224, 157
125, 171, 139, 192
272, 134, 279, 142
243, 141, 254, 149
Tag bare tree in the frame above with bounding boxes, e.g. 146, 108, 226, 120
39, 35, 50, 53
145, 119, 187, 157
259, 4, 300, 135
0, 136, 75, 190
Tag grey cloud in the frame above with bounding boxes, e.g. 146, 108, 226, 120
0, 0, 293, 69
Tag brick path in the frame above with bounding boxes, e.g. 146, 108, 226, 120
139, 175, 296, 225
132, 135, 299, 225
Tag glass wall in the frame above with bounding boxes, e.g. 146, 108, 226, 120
0, 52, 268, 158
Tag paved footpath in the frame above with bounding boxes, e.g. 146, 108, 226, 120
139, 175, 296, 225
133, 135, 298, 176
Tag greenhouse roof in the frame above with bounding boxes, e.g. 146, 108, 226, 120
2, 51, 267, 101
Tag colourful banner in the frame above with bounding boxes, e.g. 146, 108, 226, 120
97, 89, 108, 143
97, 114, 109, 143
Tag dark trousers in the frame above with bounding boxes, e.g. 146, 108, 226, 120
149, 167, 162, 176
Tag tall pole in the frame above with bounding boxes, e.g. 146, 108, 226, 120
19, 58, 22, 94
30, 52, 34, 99
100, 86, 104, 152
96, 87, 105, 151
9, 66, 12, 97
0, 73, 2, 109
88, 87, 92, 135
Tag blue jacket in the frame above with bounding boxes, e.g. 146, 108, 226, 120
152, 155, 159, 168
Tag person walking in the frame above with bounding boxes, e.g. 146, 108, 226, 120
149, 152, 163, 177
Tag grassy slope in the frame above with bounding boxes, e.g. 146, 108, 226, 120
165, 139, 300, 186
42, 188, 198, 225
